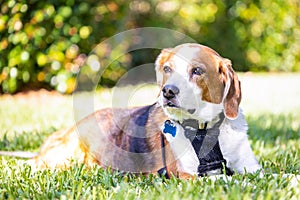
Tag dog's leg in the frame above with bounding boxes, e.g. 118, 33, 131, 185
218, 113, 262, 174
163, 123, 199, 176
28, 128, 92, 170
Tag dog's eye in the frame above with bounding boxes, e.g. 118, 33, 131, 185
191, 67, 205, 76
163, 66, 172, 73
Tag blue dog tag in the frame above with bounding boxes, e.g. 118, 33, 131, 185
163, 120, 176, 137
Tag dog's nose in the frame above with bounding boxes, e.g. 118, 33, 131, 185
162, 84, 179, 99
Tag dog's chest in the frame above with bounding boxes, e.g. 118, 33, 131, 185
162, 119, 229, 176
163, 122, 200, 175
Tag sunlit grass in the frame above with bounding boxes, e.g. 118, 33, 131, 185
0, 74, 299, 199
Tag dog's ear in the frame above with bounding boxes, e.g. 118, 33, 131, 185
155, 48, 173, 87
222, 59, 242, 120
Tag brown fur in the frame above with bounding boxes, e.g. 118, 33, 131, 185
31, 104, 178, 176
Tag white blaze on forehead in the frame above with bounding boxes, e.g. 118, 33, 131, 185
175, 45, 201, 60
172, 47, 200, 76
172, 55, 189, 77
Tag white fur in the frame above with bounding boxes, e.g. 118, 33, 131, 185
163, 123, 199, 175
218, 109, 262, 174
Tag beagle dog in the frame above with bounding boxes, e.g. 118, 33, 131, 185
28, 43, 262, 178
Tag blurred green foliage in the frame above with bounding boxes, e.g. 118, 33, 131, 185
0, 0, 299, 93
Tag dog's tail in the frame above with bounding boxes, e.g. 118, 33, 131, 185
0, 151, 38, 158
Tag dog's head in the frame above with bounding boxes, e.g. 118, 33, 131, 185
155, 43, 241, 121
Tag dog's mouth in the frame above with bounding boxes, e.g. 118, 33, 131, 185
163, 100, 196, 114
165, 101, 177, 108
163, 98, 179, 108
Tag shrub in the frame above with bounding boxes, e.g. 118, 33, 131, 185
0, 0, 299, 93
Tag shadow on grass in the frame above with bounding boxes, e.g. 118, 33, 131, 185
247, 113, 300, 144
1, 113, 299, 150
0, 113, 299, 175
0, 129, 55, 151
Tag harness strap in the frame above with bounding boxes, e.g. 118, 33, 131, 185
157, 133, 170, 179
182, 113, 233, 176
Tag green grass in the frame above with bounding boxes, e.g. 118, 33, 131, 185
0, 74, 300, 199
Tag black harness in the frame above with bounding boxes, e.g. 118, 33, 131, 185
159, 113, 233, 177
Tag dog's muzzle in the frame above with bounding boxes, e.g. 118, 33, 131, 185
162, 84, 196, 115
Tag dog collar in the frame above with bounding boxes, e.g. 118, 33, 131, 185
162, 119, 207, 138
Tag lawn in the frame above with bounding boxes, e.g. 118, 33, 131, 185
0, 73, 299, 199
